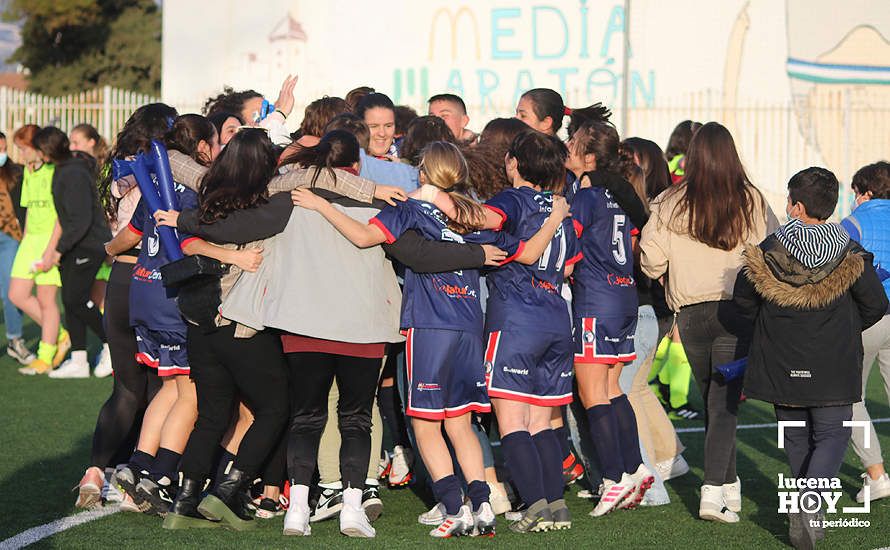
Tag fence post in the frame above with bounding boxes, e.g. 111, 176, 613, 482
102, 85, 112, 141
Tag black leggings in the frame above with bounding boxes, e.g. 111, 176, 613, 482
59, 250, 107, 351
286, 352, 381, 489
179, 324, 289, 481
90, 261, 160, 468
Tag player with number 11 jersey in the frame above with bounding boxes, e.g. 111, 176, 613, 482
483, 187, 581, 405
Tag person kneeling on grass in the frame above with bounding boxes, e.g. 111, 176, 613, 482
733, 167, 888, 550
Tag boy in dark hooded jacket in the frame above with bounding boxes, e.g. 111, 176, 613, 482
734, 167, 888, 550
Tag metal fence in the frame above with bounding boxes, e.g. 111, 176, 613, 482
0, 85, 158, 145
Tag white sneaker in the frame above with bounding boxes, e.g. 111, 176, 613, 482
283, 505, 311, 536
619, 464, 656, 509
48, 357, 90, 379
472, 501, 496, 536
723, 477, 741, 512
591, 473, 634, 517
699, 484, 739, 523
430, 504, 473, 538
93, 346, 113, 378
655, 454, 690, 481
388, 445, 413, 486
7, 337, 35, 365
488, 481, 511, 515
419, 502, 447, 525
857, 472, 890, 503
340, 502, 375, 537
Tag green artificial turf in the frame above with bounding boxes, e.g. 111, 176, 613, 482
0, 326, 888, 549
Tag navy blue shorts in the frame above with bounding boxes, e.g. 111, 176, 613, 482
404, 328, 491, 420
134, 325, 189, 376
484, 329, 573, 406
573, 315, 637, 365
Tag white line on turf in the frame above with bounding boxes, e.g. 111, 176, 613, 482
3, 417, 889, 547
675, 416, 890, 434
0, 505, 119, 550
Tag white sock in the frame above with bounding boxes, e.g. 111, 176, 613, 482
343, 487, 362, 509
71, 350, 88, 364
102, 343, 110, 355
293, 484, 310, 511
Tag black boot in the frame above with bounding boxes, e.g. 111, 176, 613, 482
197, 467, 256, 531
163, 478, 219, 529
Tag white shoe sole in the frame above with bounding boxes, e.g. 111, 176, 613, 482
341, 526, 375, 537
283, 525, 311, 536
699, 509, 739, 523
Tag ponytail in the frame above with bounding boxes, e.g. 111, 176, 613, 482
566, 103, 612, 138
164, 114, 216, 167
281, 129, 360, 187
419, 141, 487, 233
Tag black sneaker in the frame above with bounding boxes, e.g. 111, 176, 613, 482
362, 482, 383, 522
6, 338, 35, 365
310, 482, 343, 522
669, 406, 702, 421
255, 497, 285, 519
136, 477, 175, 516
115, 466, 149, 512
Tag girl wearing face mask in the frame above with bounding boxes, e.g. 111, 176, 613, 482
8, 125, 69, 375
356, 93, 398, 159
0, 131, 32, 366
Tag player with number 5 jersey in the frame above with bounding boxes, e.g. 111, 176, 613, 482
566, 120, 653, 518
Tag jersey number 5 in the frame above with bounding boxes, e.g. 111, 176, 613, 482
612, 215, 627, 265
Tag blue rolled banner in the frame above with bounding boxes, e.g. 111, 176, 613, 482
149, 140, 181, 212
126, 154, 184, 262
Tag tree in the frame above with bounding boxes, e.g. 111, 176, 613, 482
3, 0, 160, 95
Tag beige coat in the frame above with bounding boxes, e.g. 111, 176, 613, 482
640, 185, 779, 311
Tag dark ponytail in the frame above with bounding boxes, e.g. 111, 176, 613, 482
280, 129, 360, 187
521, 88, 612, 137
164, 114, 217, 167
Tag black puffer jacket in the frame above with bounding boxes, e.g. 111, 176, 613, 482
733, 234, 888, 407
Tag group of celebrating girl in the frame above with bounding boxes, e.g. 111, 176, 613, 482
10, 75, 879, 544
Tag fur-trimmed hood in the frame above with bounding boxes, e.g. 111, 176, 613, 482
741, 236, 865, 309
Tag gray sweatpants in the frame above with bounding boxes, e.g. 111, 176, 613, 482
851, 314, 890, 468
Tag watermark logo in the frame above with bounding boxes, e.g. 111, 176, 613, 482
775, 420, 871, 529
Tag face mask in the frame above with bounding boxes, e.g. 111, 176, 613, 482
0, 153, 7, 167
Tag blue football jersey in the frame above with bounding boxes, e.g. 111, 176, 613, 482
570, 186, 638, 318
371, 199, 522, 333
564, 172, 580, 205
483, 187, 581, 335
128, 184, 198, 331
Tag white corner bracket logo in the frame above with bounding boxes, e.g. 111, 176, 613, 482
776, 420, 870, 517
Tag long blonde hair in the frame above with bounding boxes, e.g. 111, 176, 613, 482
419, 141, 487, 234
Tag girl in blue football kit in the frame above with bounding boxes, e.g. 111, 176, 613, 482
105, 115, 263, 515
293, 138, 568, 537
481, 130, 582, 533
566, 120, 654, 517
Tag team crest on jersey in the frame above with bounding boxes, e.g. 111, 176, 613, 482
584, 330, 595, 343
440, 227, 465, 244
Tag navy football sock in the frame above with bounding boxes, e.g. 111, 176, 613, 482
500, 431, 546, 506
555, 423, 572, 460
466, 480, 491, 512
585, 404, 624, 482
611, 394, 644, 473
532, 429, 565, 502
149, 447, 181, 485
432, 474, 463, 515
129, 450, 155, 474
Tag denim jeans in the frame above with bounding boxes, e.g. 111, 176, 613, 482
677, 300, 751, 485
0, 231, 22, 338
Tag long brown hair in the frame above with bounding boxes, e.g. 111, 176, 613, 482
420, 141, 487, 234
667, 122, 765, 250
